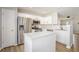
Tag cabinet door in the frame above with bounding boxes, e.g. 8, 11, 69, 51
2, 8, 17, 48
56, 30, 67, 44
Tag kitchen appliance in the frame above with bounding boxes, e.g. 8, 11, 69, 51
32, 20, 42, 32
17, 17, 32, 44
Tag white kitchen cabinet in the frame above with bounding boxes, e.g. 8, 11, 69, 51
40, 16, 53, 24
24, 31, 56, 52
40, 12, 59, 25
52, 12, 59, 25
55, 30, 67, 44
54, 25, 73, 49
0, 8, 17, 48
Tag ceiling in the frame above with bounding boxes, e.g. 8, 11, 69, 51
18, 7, 79, 17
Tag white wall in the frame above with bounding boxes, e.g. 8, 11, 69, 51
73, 16, 79, 33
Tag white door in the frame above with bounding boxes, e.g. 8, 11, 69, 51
2, 8, 17, 48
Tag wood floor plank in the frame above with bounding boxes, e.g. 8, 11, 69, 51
56, 41, 73, 52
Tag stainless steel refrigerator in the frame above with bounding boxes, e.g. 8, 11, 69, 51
17, 17, 32, 44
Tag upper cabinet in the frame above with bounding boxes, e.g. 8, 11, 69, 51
52, 12, 60, 25
40, 16, 52, 24
18, 12, 59, 25
39, 12, 59, 25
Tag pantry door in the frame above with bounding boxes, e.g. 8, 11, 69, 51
2, 8, 17, 48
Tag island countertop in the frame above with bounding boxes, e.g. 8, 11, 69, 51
24, 31, 55, 39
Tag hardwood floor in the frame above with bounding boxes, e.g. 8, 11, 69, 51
0, 42, 75, 52
56, 42, 73, 52
0, 44, 24, 52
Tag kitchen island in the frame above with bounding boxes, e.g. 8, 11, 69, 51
24, 31, 56, 52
